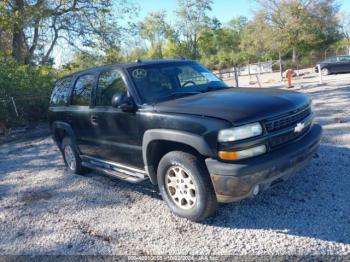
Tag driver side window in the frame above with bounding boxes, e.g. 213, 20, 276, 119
178, 66, 207, 86
96, 70, 127, 106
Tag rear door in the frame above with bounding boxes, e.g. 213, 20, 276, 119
88, 68, 143, 168
49, 76, 73, 124
68, 73, 97, 156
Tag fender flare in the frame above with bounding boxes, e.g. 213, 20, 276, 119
142, 129, 213, 184
51, 121, 78, 151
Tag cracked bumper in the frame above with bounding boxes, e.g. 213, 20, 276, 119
206, 124, 322, 203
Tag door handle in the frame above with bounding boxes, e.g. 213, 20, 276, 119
66, 113, 73, 123
91, 115, 99, 126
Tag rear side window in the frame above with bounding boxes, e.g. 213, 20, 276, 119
50, 77, 72, 106
96, 70, 128, 106
71, 74, 95, 106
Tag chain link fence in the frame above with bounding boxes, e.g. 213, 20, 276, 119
214, 47, 350, 85
0, 93, 50, 135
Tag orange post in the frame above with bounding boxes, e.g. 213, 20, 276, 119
287, 69, 293, 88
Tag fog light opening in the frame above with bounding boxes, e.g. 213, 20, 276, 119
252, 185, 260, 195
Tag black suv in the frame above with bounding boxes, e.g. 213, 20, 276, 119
49, 60, 322, 221
315, 55, 350, 75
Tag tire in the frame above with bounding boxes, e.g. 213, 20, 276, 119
61, 137, 85, 175
157, 151, 217, 222
321, 68, 329, 76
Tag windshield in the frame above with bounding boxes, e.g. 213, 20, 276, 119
127, 62, 229, 103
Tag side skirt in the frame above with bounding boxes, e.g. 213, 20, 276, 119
81, 155, 148, 183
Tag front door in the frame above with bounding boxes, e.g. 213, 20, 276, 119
88, 69, 143, 169
338, 56, 350, 73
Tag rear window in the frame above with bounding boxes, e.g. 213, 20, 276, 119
50, 77, 72, 106
71, 74, 95, 106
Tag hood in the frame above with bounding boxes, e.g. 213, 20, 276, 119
154, 88, 310, 125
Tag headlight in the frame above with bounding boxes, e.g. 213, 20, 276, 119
219, 145, 266, 160
218, 122, 263, 142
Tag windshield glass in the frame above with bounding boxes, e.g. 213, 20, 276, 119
127, 62, 229, 103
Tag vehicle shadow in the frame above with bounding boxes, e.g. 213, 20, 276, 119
204, 143, 350, 244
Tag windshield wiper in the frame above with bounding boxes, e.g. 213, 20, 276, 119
159, 91, 201, 101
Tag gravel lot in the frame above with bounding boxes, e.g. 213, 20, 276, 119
0, 76, 350, 256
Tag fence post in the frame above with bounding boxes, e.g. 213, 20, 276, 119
318, 64, 323, 85
256, 74, 262, 88
11, 97, 19, 117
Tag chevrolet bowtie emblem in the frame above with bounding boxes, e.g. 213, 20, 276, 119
294, 122, 305, 133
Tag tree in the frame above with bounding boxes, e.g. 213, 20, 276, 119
240, 12, 276, 61
0, 0, 135, 65
175, 0, 213, 59
198, 17, 248, 69
138, 11, 170, 59
254, 0, 342, 62
339, 12, 350, 43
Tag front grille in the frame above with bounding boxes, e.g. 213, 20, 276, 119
269, 124, 311, 149
265, 105, 311, 133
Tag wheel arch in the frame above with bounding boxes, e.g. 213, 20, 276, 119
51, 121, 77, 150
142, 129, 214, 185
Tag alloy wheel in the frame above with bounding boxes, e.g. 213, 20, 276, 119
165, 166, 197, 210
64, 144, 76, 170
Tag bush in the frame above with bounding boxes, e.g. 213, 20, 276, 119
0, 59, 59, 131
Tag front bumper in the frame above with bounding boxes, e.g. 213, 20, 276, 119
206, 124, 322, 203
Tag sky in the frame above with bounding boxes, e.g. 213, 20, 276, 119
136, 0, 350, 25
55, 0, 350, 67
137, 0, 257, 24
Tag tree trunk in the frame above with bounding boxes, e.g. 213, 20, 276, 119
292, 47, 297, 63
12, 0, 26, 64
279, 51, 283, 81
234, 65, 239, 88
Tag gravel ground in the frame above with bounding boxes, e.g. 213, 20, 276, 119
0, 78, 350, 256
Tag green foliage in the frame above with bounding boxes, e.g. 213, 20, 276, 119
138, 11, 170, 59
253, 0, 342, 59
174, 0, 213, 59
1, 0, 348, 132
0, 0, 136, 65
0, 59, 58, 129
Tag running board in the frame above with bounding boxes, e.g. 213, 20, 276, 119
81, 156, 148, 183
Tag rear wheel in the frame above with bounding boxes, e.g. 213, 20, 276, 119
157, 151, 217, 222
61, 137, 85, 175
321, 68, 329, 76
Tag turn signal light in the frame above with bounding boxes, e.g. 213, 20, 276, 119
218, 151, 239, 160
218, 145, 266, 161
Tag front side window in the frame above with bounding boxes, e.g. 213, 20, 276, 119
325, 57, 337, 63
96, 70, 128, 106
71, 74, 95, 106
128, 62, 228, 103
50, 77, 72, 106
338, 56, 350, 62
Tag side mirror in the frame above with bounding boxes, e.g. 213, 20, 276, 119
112, 92, 135, 112
111, 92, 123, 108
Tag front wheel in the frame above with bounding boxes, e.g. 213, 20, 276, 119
321, 68, 329, 76
157, 151, 217, 222
61, 137, 85, 175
